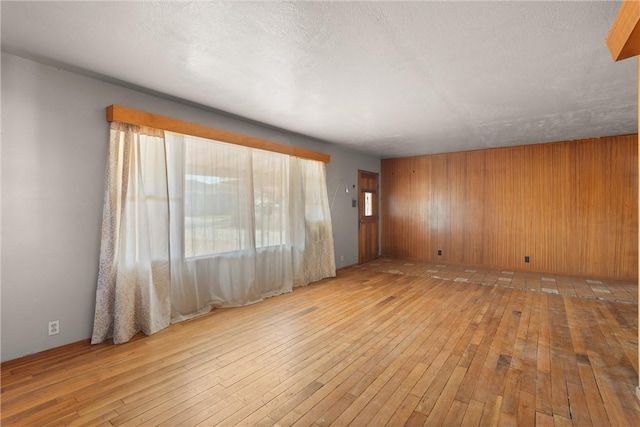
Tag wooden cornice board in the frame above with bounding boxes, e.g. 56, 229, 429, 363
106, 105, 331, 163
607, 0, 640, 61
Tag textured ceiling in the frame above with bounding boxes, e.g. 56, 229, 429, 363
1, 1, 636, 158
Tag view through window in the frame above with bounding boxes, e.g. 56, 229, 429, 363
183, 136, 288, 258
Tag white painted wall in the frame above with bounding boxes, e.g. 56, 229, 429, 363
0, 53, 379, 362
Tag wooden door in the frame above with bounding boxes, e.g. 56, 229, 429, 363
358, 170, 379, 264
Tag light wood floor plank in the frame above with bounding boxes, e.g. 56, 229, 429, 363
461, 398, 485, 426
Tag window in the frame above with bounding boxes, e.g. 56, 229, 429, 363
182, 135, 289, 258
252, 151, 288, 248
364, 191, 373, 216
184, 137, 251, 258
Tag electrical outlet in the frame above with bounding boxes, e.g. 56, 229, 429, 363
437, 250, 442, 256
340, 255, 344, 262
48, 320, 60, 336
524, 256, 530, 263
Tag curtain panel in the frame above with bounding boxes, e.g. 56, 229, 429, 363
92, 123, 171, 344
92, 124, 336, 344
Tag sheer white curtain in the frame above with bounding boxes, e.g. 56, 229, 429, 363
92, 125, 336, 344
165, 132, 294, 321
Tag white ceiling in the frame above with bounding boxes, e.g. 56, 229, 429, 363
1, 1, 636, 158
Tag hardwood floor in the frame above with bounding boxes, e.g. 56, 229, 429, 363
2, 261, 639, 426
357, 258, 638, 303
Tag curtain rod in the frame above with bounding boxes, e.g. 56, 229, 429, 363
106, 105, 331, 163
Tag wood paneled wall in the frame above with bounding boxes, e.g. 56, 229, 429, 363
381, 135, 638, 280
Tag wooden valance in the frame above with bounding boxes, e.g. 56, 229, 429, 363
106, 105, 331, 163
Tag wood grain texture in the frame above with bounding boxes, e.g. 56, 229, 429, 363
381, 135, 639, 280
1, 265, 638, 426
106, 105, 331, 163
607, 0, 640, 61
